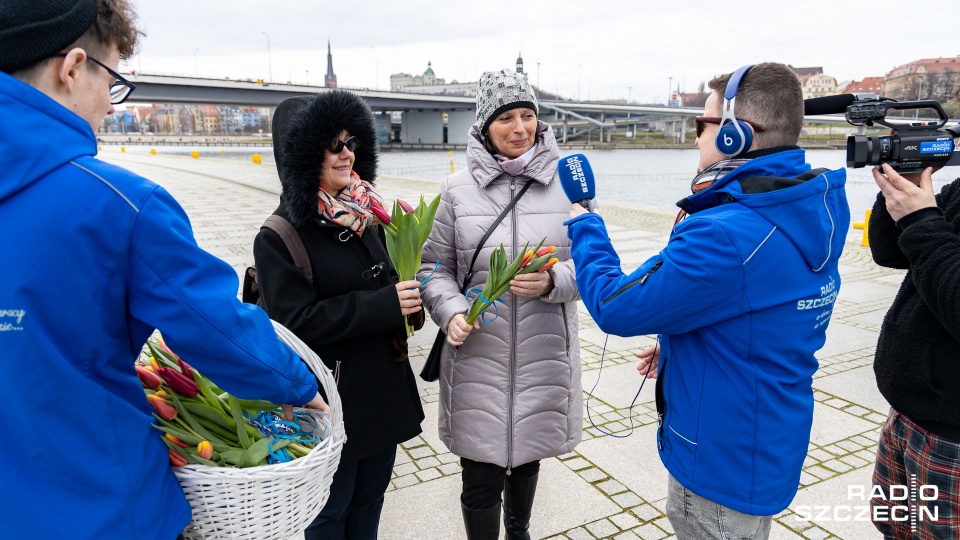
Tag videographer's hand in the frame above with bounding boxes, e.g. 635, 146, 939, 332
872, 164, 937, 221
446, 313, 479, 346
636, 344, 660, 379
396, 280, 423, 316
282, 391, 330, 421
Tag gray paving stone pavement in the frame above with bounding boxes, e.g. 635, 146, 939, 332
101, 149, 898, 539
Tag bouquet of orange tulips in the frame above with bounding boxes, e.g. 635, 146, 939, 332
139, 335, 322, 469
464, 239, 559, 325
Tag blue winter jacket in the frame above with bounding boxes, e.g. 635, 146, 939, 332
567, 148, 849, 515
0, 73, 318, 538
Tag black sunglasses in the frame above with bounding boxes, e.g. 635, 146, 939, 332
695, 116, 764, 138
330, 136, 358, 154
51, 53, 136, 105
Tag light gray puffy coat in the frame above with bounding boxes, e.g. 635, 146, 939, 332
418, 121, 582, 468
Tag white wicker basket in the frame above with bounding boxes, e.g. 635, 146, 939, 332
175, 320, 345, 540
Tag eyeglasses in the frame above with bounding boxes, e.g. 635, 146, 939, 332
330, 136, 358, 154
51, 53, 136, 105
695, 116, 764, 138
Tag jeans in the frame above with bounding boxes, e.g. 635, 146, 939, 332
304, 445, 397, 540
666, 474, 772, 540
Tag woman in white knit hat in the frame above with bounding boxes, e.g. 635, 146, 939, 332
419, 68, 582, 540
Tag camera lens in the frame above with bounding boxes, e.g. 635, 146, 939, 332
847, 135, 894, 168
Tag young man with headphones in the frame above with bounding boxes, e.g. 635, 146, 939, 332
565, 62, 850, 539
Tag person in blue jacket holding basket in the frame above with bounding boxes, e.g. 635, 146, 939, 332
0, 1, 327, 539
566, 63, 849, 540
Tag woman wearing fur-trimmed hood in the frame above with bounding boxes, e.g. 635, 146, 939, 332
253, 89, 425, 539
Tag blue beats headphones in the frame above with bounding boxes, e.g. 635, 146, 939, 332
716, 64, 755, 157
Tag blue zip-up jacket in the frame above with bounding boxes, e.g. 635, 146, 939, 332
567, 148, 849, 515
0, 73, 318, 538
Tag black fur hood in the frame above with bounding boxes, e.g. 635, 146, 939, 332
272, 90, 379, 227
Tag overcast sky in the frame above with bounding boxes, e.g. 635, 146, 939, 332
127, 0, 948, 104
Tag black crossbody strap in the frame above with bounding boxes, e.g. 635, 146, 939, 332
459, 179, 535, 294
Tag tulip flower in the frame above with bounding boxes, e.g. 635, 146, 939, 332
149, 356, 160, 371
157, 367, 200, 397
136, 365, 163, 390
535, 246, 555, 257
177, 358, 195, 382
165, 434, 188, 448
519, 250, 534, 268
168, 448, 188, 467
539, 257, 559, 273
156, 335, 178, 359
148, 394, 177, 421
397, 199, 415, 214
197, 441, 214, 460
370, 201, 397, 235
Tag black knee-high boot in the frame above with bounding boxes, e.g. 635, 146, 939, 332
461, 501, 501, 540
503, 473, 538, 539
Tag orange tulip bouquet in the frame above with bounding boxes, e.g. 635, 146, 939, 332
139, 335, 323, 469
464, 238, 558, 325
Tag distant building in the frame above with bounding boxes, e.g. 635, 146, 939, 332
241, 107, 262, 132
680, 92, 709, 109
390, 61, 475, 96
790, 66, 823, 78
516, 51, 524, 76
801, 73, 839, 100
324, 39, 337, 88
150, 106, 180, 134
179, 106, 197, 134
199, 105, 222, 134
218, 106, 244, 134
842, 77, 883, 94
176, 105, 200, 134
882, 56, 960, 103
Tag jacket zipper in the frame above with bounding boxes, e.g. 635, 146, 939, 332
655, 353, 667, 451
603, 259, 663, 305
507, 176, 517, 474
561, 303, 570, 354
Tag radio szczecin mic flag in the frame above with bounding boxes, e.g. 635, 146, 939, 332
558, 153, 596, 210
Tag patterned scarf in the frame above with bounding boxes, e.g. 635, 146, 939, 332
674, 158, 751, 226
317, 171, 386, 236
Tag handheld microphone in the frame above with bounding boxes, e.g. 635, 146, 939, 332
557, 154, 596, 211
804, 94, 855, 116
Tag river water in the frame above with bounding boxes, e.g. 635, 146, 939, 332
107, 145, 956, 230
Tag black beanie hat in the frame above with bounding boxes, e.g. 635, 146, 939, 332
0, 0, 98, 73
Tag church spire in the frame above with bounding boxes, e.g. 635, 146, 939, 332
325, 38, 338, 88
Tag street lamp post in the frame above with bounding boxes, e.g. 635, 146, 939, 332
262, 32, 272, 82
628, 86, 632, 104
915, 77, 924, 119
306, 70, 309, 85
667, 76, 673, 106
193, 48, 199, 78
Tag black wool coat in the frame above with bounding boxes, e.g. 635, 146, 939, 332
253, 207, 425, 460
869, 178, 960, 436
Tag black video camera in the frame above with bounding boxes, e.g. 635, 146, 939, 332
842, 94, 960, 172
